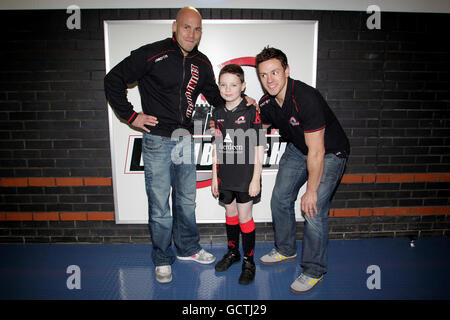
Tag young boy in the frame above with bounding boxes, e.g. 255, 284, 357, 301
211, 64, 264, 285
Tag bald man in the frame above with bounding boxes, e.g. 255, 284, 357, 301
105, 7, 224, 283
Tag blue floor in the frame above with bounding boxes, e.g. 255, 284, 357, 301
0, 237, 449, 300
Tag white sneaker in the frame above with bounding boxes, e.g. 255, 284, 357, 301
177, 248, 216, 264
155, 265, 172, 283
290, 273, 323, 294
259, 248, 297, 265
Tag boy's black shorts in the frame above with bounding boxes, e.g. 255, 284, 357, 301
219, 189, 261, 205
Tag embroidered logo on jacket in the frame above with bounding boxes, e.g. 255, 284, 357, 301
289, 116, 300, 126
259, 99, 270, 107
185, 64, 199, 118
154, 54, 168, 63
234, 116, 246, 124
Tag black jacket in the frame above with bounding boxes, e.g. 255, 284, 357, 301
104, 35, 223, 137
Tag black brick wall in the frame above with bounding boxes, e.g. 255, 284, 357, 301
1, 215, 449, 244
0, 8, 449, 243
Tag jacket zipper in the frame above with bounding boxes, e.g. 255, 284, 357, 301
179, 55, 186, 126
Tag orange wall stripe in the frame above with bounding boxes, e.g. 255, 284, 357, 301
84, 177, 112, 186
0, 174, 448, 187
0, 208, 449, 221
0, 177, 112, 187
0, 212, 114, 221
331, 206, 450, 217
55, 177, 84, 186
87, 212, 115, 221
60, 212, 88, 221
29, 178, 56, 187
5, 212, 33, 221
33, 212, 60, 221
340, 173, 449, 183
0, 178, 28, 187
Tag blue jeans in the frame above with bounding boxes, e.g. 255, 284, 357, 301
142, 133, 201, 267
271, 143, 346, 278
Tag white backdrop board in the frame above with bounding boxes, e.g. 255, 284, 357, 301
104, 20, 318, 223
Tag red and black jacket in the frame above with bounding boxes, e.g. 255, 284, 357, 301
104, 34, 223, 137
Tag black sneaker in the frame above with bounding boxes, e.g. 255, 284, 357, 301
238, 259, 256, 285
214, 250, 241, 272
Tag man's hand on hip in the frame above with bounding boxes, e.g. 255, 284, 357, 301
131, 112, 158, 132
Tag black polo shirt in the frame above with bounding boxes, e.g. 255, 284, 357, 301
259, 78, 350, 156
212, 100, 263, 192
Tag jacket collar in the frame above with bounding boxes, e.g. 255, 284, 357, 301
285, 77, 294, 100
223, 98, 246, 113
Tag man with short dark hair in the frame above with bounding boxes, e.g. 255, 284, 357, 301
256, 47, 350, 293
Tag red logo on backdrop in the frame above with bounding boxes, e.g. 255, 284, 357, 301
218, 57, 256, 69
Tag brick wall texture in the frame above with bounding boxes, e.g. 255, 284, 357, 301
0, 8, 449, 243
